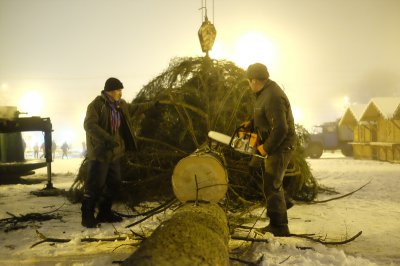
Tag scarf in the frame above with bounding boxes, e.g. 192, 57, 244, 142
103, 92, 121, 134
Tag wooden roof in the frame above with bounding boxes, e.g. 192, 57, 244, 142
395, 103, 400, 119
359, 97, 400, 121
339, 104, 367, 126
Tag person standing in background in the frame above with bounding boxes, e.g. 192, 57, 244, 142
51, 140, 57, 159
61, 142, 69, 159
40, 142, 45, 158
33, 143, 39, 159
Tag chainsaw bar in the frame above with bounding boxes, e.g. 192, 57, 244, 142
208, 131, 265, 158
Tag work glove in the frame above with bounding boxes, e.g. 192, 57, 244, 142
257, 144, 268, 157
241, 121, 252, 129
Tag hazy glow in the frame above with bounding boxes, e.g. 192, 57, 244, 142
2, 1, 399, 145
22, 132, 44, 149
209, 31, 278, 70
209, 41, 227, 60
231, 32, 277, 69
57, 128, 75, 145
332, 95, 353, 119
292, 105, 304, 125
343, 95, 350, 108
18, 91, 44, 116
80, 112, 86, 125
79, 112, 86, 144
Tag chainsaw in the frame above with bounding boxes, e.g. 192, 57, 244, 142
208, 127, 265, 158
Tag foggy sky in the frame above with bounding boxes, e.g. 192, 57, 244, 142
1, 0, 400, 147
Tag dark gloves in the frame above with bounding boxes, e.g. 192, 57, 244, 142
241, 121, 251, 129
105, 139, 118, 149
240, 120, 254, 131
257, 145, 268, 157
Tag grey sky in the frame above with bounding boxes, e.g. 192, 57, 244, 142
1, 0, 399, 146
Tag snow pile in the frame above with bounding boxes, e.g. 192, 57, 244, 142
0, 153, 399, 265
250, 239, 378, 266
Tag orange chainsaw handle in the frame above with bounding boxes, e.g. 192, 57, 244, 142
229, 126, 260, 147
228, 126, 245, 148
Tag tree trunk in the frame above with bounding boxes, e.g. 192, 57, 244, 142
122, 203, 229, 266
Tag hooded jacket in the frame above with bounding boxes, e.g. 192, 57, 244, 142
253, 79, 296, 155
84, 93, 154, 162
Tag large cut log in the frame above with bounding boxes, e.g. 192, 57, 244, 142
122, 203, 229, 266
172, 150, 228, 203
123, 151, 229, 265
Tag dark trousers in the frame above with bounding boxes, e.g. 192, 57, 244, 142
263, 150, 293, 225
84, 159, 121, 201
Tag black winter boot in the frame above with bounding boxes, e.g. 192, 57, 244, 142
262, 211, 290, 236
81, 198, 97, 228
260, 223, 290, 237
96, 199, 122, 223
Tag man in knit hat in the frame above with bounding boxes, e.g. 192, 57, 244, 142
242, 63, 297, 236
81, 77, 156, 228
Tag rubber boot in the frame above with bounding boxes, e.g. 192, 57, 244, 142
96, 199, 122, 223
81, 198, 97, 228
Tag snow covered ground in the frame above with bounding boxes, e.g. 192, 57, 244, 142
0, 151, 399, 266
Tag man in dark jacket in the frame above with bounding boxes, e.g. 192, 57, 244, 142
82, 77, 155, 228
243, 63, 297, 236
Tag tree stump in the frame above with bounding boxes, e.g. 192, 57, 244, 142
122, 203, 229, 266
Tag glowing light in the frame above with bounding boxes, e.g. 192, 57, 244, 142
209, 41, 227, 60
57, 128, 75, 144
343, 95, 350, 108
80, 112, 86, 125
292, 105, 303, 124
22, 132, 43, 149
18, 91, 44, 116
231, 31, 277, 69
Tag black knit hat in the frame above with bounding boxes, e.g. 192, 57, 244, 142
104, 77, 124, 91
246, 63, 270, 80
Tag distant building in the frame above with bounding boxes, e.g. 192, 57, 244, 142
339, 97, 400, 163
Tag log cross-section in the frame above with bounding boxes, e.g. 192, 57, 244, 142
172, 151, 228, 203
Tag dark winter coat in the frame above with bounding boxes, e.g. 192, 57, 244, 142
253, 79, 296, 155
84, 93, 154, 162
